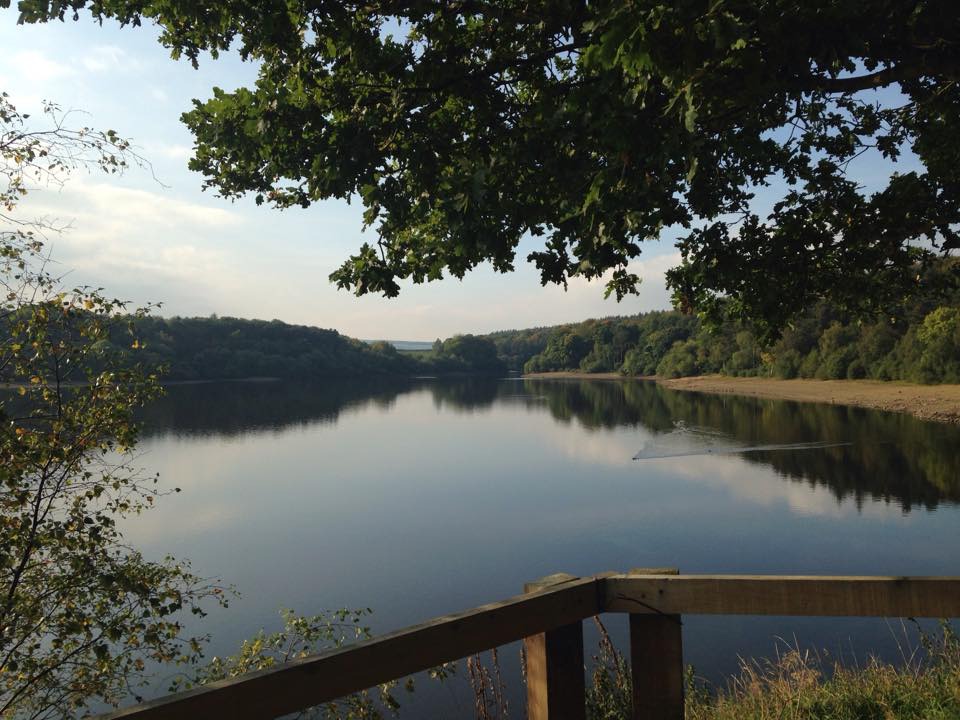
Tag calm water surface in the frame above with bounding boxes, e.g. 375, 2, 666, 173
127, 378, 960, 714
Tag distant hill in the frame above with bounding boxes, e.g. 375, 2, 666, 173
132, 316, 417, 380
126, 317, 505, 381
126, 257, 959, 386
481, 260, 960, 383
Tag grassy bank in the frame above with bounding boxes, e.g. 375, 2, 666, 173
587, 620, 960, 720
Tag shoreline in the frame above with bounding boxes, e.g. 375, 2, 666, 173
522, 371, 960, 424
523, 371, 636, 381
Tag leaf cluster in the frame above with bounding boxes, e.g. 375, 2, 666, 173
178, 609, 455, 720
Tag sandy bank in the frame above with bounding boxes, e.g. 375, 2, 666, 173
661, 376, 960, 424
522, 371, 960, 424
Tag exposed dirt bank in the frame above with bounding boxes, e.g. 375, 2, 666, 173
659, 376, 960, 424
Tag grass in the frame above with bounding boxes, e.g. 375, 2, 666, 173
587, 620, 960, 720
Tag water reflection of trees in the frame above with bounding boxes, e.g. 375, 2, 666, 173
520, 379, 960, 511
138, 379, 420, 437
429, 377, 501, 411
137, 378, 960, 511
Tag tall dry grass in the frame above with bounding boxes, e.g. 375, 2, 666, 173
459, 619, 959, 720
587, 620, 960, 720
688, 621, 960, 720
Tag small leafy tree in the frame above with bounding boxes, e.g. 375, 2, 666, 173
177, 609, 430, 720
1, 93, 227, 719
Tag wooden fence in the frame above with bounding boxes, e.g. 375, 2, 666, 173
95, 571, 960, 720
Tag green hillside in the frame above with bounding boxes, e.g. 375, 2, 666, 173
486, 262, 960, 383
130, 316, 505, 380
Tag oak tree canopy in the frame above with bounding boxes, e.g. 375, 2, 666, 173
13, 0, 960, 337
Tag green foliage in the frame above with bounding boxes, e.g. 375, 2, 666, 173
585, 618, 632, 720
726, 331, 761, 376
915, 307, 960, 383
619, 348, 647, 377
656, 339, 703, 379
15, 1, 960, 336
177, 609, 417, 719
133, 316, 420, 380
486, 327, 552, 372
1, 95, 228, 718
524, 330, 591, 374
489, 264, 960, 385
128, 319, 509, 380
432, 334, 505, 375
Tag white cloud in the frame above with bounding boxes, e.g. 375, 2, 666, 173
16, 179, 251, 311
80, 45, 137, 73
145, 142, 193, 161
11, 50, 77, 85
52, 180, 238, 229
452, 250, 680, 335
149, 86, 170, 103
562, 250, 681, 309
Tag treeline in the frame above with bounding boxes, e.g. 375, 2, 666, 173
131, 316, 412, 379
119, 260, 956, 383
129, 316, 504, 381
493, 262, 960, 383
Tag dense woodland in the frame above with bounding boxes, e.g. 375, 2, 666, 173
494, 263, 960, 384
130, 316, 506, 380
125, 262, 960, 385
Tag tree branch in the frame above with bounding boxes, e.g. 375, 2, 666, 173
804, 64, 927, 93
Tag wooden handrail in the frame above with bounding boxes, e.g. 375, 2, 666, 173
603, 574, 960, 616
97, 574, 605, 720
94, 574, 960, 720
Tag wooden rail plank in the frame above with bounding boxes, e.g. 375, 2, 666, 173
604, 575, 960, 617
95, 575, 606, 720
524, 574, 586, 720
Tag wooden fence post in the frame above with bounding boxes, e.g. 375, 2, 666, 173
628, 568, 684, 720
523, 573, 587, 720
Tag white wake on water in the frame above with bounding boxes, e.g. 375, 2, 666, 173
633, 421, 851, 460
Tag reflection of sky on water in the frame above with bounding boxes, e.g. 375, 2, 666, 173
549, 430, 911, 522
122, 379, 960, 716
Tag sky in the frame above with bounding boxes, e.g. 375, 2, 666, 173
0, 12, 684, 341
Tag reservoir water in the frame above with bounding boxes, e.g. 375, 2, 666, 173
127, 377, 960, 715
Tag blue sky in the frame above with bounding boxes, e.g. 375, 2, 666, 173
1, 13, 684, 340
1, 13, 918, 341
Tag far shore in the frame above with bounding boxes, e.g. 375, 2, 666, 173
522, 371, 960, 424
523, 371, 632, 381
